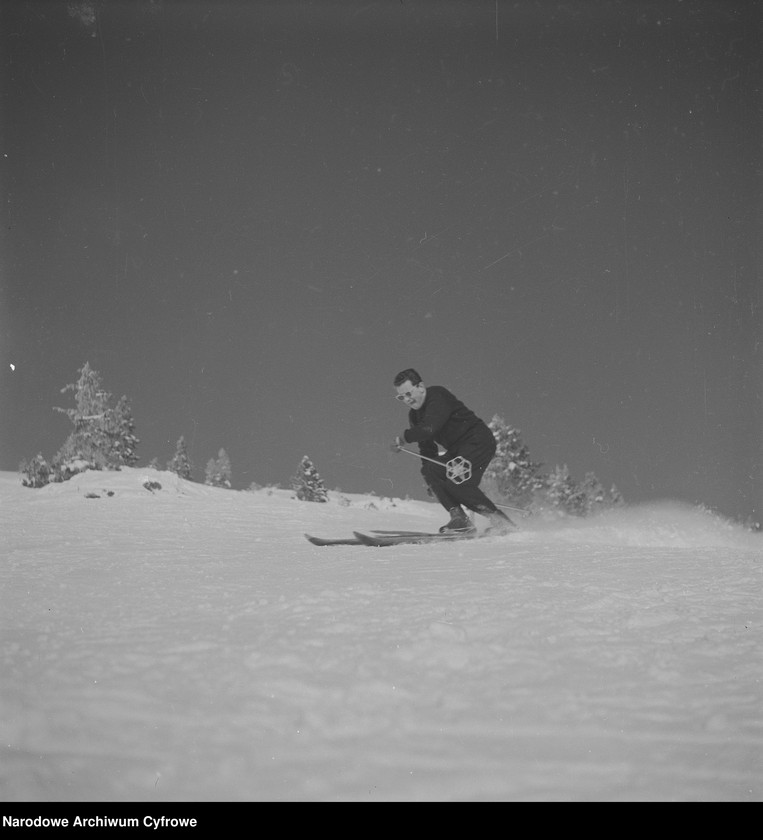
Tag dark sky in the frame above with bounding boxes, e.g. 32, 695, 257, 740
2, 0, 761, 522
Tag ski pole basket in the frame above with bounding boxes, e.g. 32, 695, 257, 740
397, 447, 472, 485
445, 456, 472, 484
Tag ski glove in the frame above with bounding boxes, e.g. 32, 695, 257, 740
390, 435, 404, 452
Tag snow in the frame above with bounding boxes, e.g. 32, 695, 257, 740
1, 468, 760, 802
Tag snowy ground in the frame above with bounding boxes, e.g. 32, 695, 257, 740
1, 467, 760, 802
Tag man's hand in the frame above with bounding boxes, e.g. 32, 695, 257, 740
390, 435, 404, 452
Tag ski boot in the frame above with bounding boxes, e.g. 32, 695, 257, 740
439, 506, 476, 534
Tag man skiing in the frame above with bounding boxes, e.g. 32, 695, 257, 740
391, 368, 516, 535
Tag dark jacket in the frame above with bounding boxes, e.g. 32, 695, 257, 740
402, 385, 488, 459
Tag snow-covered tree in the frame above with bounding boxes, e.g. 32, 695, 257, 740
20, 453, 51, 488
544, 464, 587, 516
108, 396, 140, 467
291, 455, 328, 502
51, 362, 140, 479
483, 415, 544, 507
609, 484, 624, 508
55, 362, 108, 425
52, 362, 112, 475
579, 473, 626, 514
580, 472, 607, 515
167, 436, 193, 481
204, 448, 232, 488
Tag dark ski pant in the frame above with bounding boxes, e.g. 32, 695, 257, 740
421, 428, 499, 517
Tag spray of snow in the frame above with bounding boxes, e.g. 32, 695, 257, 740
518, 501, 762, 550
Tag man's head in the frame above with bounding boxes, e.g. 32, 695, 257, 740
393, 368, 426, 409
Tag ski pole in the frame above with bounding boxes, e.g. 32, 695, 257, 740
495, 502, 531, 516
397, 446, 530, 515
397, 446, 472, 484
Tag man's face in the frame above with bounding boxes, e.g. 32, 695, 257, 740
395, 380, 426, 410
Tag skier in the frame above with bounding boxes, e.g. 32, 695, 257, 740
390, 368, 516, 535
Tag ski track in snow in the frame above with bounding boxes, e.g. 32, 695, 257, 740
1, 469, 761, 801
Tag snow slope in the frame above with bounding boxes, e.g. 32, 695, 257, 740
1, 468, 760, 801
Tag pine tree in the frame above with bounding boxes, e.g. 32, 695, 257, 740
580, 471, 607, 515
291, 455, 328, 502
544, 464, 587, 516
20, 453, 51, 488
109, 396, 139, 467
51, 362, 139, 479
608, 484, 625, 508
167, 436, 193, 481
483, 415, 544, 507
52, 362, 112, 476
55, 362, 110, 427
204, 448, 232, 488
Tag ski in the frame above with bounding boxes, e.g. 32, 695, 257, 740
304, 534, 363, 546
352, 530, 480, 547
366, 529, 440, 536
304, 529, 479, 547
304, 529, 434, 546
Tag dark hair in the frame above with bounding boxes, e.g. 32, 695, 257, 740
393, 368, 422, 387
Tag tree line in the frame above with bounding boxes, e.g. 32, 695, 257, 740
20, 363, 622, 516
19, 363, 235, 490
19, 363, 337, 502
482, 415, 623, 517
